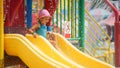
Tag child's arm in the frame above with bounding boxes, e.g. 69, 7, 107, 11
29, 23, 39, 33
29, 23, 40, 37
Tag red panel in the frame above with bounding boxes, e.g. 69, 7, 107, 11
45, 0, 59, 26
105, 0, 120, 67
114, 9, 120, 68
4, 0, 25, 27
4, 0, 10, 26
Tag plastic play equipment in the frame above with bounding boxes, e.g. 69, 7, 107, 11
5, 34, 82, 68
52, 0, 114, 65
84, 0, 120, 67
55, 33, 114, 68
4, 0, 25, 27
26, 0, 32, 28
4, 34, 68, 68
85, 0, 119, 66
4, 34, 114, 68
52, 0, 85, 51
2, 0, 117, 67
105, 0, 120, 67
0, 0, 4, 67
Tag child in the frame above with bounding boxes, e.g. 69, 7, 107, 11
29, 9, 57, 47
29, 9, 51, 38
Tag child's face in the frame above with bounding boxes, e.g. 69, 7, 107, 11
40, 16, 50, 25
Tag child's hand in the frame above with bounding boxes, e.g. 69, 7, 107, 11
33, 33, 38, 38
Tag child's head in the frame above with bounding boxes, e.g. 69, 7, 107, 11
39, 9, 51, 25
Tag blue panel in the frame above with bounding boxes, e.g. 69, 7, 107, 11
26, 0, 32, 28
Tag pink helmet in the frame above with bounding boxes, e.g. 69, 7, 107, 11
39, 9, 51, 19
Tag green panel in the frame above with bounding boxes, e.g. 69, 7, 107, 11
56, 8, 59, 33
60, 0, 62, 34
68, 0, 70, 21
64, 0, 66, 21
75, 0, 77, 37
78, 0, 85, 51
52, 17, 54, 26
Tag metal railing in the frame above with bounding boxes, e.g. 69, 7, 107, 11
85, 9, 114, 64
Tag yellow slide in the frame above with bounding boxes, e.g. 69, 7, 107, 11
4, 34, 83, 68
55, 33, 114, 68
25, 34, 83, 68
4, 34, 68, 68
4, 34, 114, 68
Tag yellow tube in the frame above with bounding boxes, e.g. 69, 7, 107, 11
39, 0, 44, 10
0, 0, 4, 67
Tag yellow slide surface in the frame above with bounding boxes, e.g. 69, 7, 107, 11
5, 34, 83, 68
25, 34, 83, 68
55, 33, 114, 68
4, 34, 114, 68
4, 34, 68, 68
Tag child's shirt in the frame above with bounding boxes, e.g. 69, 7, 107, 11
36, 25, 47, 38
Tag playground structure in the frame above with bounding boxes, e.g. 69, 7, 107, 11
0, 0, 4, 68
85, 0, 120, 66
52, 0, 119, 65
0, 0, 120, 68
